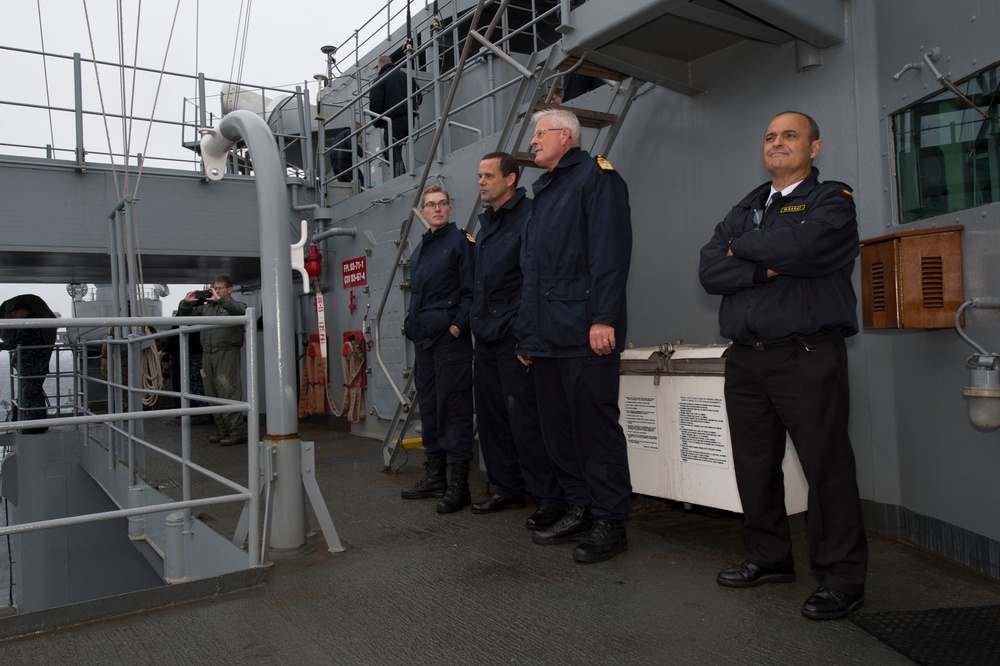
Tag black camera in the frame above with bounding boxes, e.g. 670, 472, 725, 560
195, 290, 214, 300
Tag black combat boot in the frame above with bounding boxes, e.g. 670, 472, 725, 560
572, 518, 628, 563
436, 460, 471, 514
531, 505, 594, 545
400, 458, 448, 499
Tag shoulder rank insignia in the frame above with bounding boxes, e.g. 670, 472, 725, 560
465, 232, 476, 243
596, 155, 615, 171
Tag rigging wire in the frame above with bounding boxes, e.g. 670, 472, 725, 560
229, 0, 253, 88
81, 0, 123, 201
132, 0, 182, 198
34, 0, 56, 150
116, 0, 131, 192
124, 0, 144, 192
236, 0, 253, 86
228, 0, 245, 83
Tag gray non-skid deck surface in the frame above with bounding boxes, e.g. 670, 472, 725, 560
1, 417, 999, 665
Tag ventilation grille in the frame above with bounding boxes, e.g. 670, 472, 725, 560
870, 261, 885, 312
921, 256, 944, 309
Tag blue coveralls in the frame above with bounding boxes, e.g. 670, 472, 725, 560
698, 167, 868, 597
515, 148, 633, 521
472, 187, 564, 507
406, 221, 475, 464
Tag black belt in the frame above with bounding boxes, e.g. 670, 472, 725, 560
741, 331, 843, 352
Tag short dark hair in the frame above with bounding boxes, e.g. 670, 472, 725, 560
213, 275, 233, 289
481, 152, 518, 178
776, 110, 820, 142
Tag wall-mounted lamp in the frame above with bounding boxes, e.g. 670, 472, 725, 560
956, 297, 1000, 430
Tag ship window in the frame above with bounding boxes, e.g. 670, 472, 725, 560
892, 61, 1000, 223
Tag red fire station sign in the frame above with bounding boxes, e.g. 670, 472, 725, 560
342, 256, 367, 289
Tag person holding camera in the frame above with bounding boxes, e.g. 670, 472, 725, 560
178, 275, 249, 445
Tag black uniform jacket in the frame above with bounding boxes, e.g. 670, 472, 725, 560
0, 327, 51, 375
472, 187, 530, 344
516, 147, 632, 358
369, 65, 419, 121
406, 222, 475, 350
698, 167, 859, 346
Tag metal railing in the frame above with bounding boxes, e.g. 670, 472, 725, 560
0, 313, 264, 570
0, 44, 311, 175
315, 0, 563, 190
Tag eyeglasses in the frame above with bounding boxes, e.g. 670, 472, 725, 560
532, 128, 565, 139
422, 200, 450, 210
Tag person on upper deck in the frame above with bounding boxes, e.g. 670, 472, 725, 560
369, 55, 420, 178
470, 151, 565, 528
515, 108, 633, 564
401, 184, 476, 515
698, 111, 868, 620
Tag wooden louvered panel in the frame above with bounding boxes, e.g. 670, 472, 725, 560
870, 261, 886, 312
920, 256, 944, 309
860, 225, 963, 329
860, 240, 900, 329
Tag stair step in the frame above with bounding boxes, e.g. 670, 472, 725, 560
532, 103, 617, 129
515, 151, 538, 169
557, 56, 628, 82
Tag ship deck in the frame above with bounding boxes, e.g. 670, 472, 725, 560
1, 416, 999, 664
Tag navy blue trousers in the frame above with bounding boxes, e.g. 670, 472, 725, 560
533, 354, 632, 520
413, 334, 474, 464
474, 336, 564, 506
724, 334, 868, 596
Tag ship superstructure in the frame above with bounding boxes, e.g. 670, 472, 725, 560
0, 0, 998, 642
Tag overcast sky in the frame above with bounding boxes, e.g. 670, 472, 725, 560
2, 0, 416, 316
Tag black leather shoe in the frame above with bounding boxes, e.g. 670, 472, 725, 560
801, 587, 864, 620
572, 519, 627, 563
716, 561, 796, 588
471, 494, 525, 514
531, 505, 593, 545
525, 504, 565, 530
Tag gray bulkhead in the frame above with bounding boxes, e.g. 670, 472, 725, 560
320, 0, 1000, 577
0, 0, 995, 581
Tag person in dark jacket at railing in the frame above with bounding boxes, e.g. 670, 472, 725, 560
179, 275, 248, 446
698, 111, 868, 621
0, 301, 53, 434
401, 184, 476, 514
369, 55, 420, 178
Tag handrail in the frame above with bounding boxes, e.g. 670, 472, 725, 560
0, 44, 312, 171
0, 313, 264, 569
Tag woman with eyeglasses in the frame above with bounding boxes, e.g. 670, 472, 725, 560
400, 184, 477, 514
